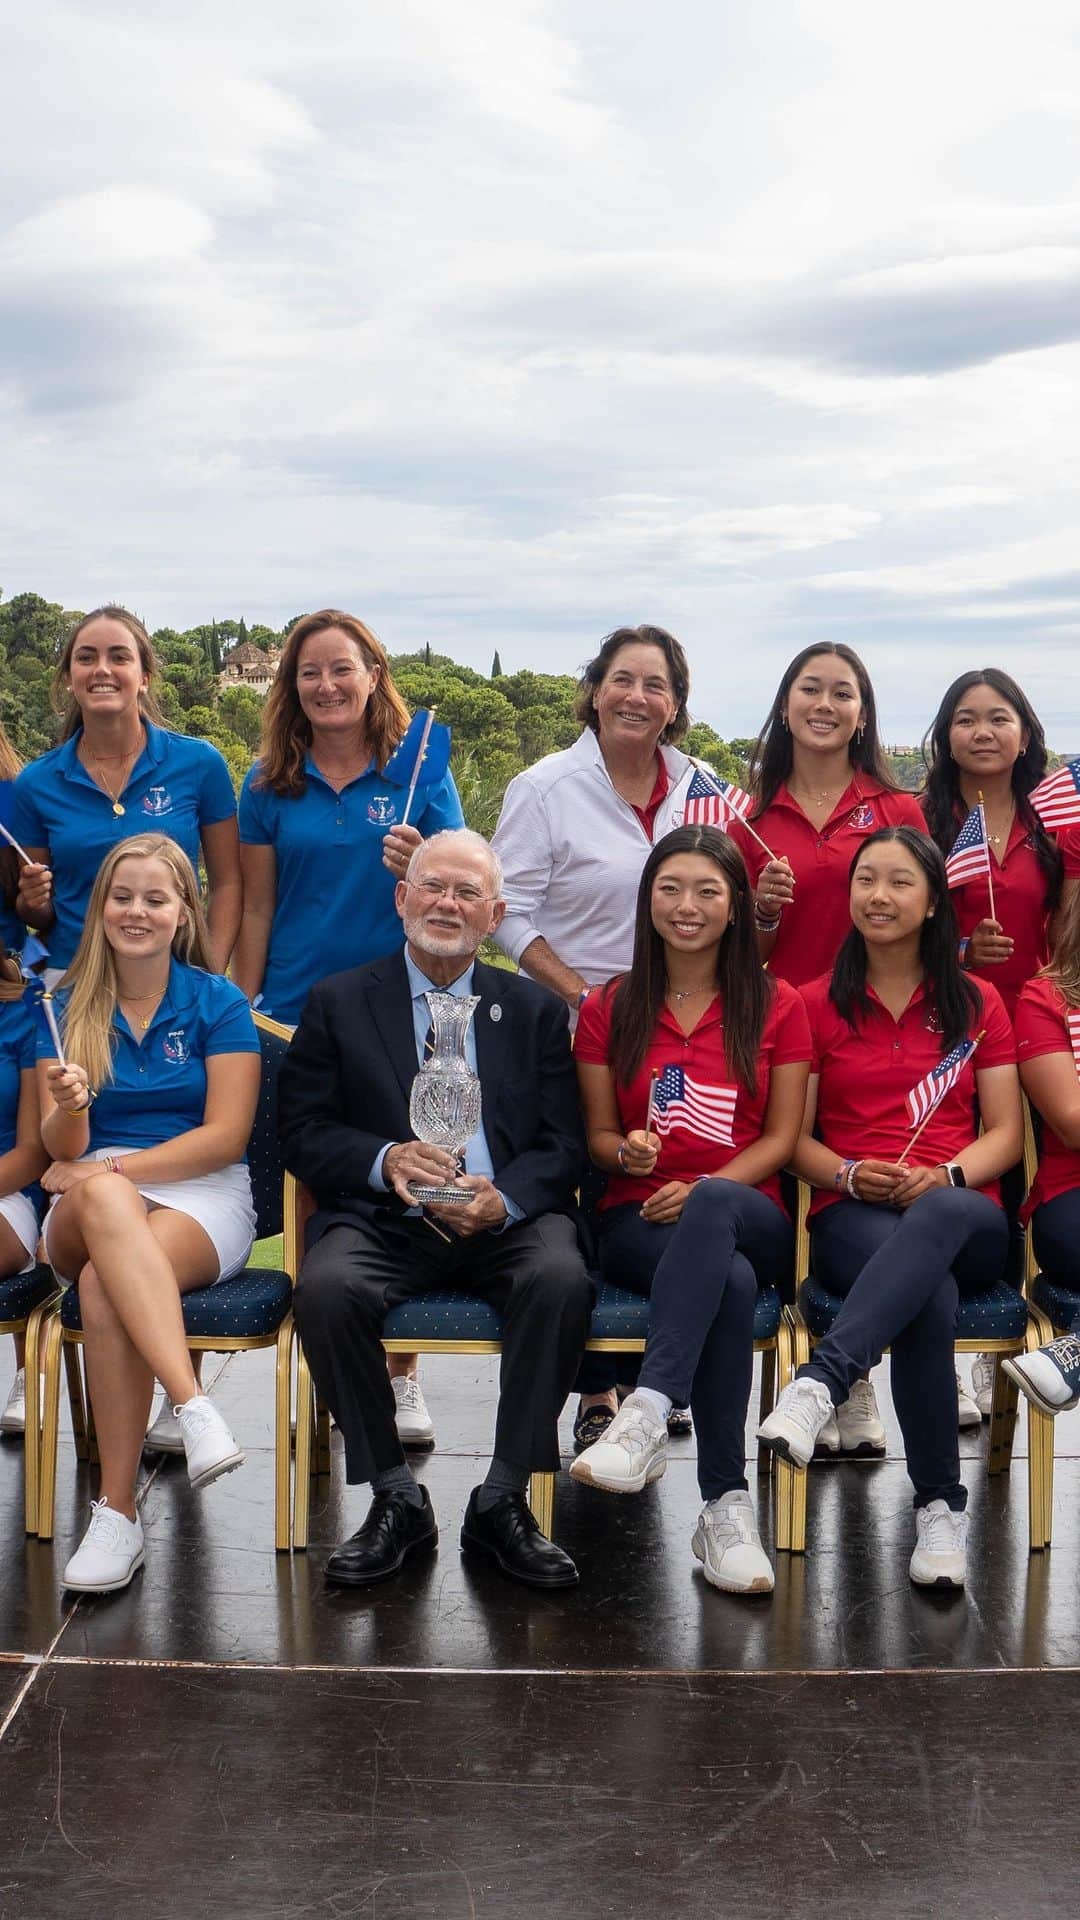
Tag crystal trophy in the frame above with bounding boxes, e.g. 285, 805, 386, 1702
407, 991, 483, 1205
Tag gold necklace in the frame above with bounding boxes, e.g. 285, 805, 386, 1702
92, 749, 138, 817
120, 990, 163, 1032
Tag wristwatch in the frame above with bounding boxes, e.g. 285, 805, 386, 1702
941, 1163, 967, 1188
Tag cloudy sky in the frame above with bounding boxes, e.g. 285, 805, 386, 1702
3, 0, 1080, 746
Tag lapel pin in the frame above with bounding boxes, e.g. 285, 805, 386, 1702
490, 1003, 502, 1023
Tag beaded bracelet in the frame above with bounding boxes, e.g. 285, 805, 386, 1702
102, 1154, 126, 1178
845, 1160, 863, 1199
616, 1141, 630, 1171
754, 908, 782, 934
835, 1159, 854, 1191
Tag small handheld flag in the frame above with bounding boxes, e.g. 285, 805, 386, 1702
383, 709, 451, 827
683, 768, 775, 861
945, 802, 990, 891
650, 1063, 736, 1147
643, 1067, 660, 1141
1029, 757, 1080, 832
26, 980, 66, 1066
902, 1029, 985, 1159
1067, 1010, 1080, 1082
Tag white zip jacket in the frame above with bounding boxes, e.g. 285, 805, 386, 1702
492, 728, 701, 983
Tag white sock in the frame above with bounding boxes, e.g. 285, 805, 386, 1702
632, 1386, 673, 1424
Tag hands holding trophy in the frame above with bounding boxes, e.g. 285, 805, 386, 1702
405, 991, 482, 1205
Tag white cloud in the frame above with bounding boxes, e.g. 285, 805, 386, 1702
4, 0, 1080, 744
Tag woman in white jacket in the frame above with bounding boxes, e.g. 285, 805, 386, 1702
492, 623, 701, 1447
493, 625, 700, 1009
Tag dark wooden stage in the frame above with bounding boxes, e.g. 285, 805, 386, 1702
2, 1351, 1078, 1918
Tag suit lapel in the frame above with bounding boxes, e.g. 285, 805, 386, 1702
363, 950, 418, 1108
473, 960, 509, 1152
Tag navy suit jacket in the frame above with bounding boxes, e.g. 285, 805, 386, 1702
277, 947, 588, 1247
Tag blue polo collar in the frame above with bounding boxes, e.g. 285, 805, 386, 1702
57, 720, 167, 787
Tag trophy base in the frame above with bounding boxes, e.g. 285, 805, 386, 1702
407, 1183, 472, 1207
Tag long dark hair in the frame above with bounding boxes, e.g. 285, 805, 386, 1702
920, 668, 1061, 911
574, 625, 691, 745
607, 825, 772, 1092
830, 826, 981, 1052
748, 642, 898, 819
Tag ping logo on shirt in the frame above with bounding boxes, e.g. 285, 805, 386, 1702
142, 786, 174, 817
847, 803, 875, 830
163, 1029, 190, 1064
368, 795, 397, 825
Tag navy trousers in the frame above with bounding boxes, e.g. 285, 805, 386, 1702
803, 1188, 1008, 1511
599, 1180, 792, 1501
1031, 1188, 1080, 1295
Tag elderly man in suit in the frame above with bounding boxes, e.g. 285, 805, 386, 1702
279, 827, 593, 1589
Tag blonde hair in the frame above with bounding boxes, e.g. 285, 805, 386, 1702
255, 609, 412, 796
52, 606, 167, 742
0, 948, 25, 1004
60, 835, 214, 1087
1043, 883, 1080, 1012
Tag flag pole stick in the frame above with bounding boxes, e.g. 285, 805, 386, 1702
0, 820, 32, 866
902, 1029, 986, 1162
40, 992, 67, 1067
644, 1068, 660, 1142
399, 709, 437, 829
977, 792, 997, 924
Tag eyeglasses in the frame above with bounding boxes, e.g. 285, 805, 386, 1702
405, 877, 497, 907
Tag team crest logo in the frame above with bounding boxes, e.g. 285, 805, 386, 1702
163, 1029, 190, 1064
847, 803, 875, 831
142, 786, 173, 816
368, 795, 397, 825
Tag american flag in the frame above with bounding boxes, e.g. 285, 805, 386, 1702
651, 1063, 737, 1146
683, 768, 755, 829
945, 803, 991, 890
1029, 758, 1080, 831
1068, 1011, 1080, 1081
905, 1036, 979, 1128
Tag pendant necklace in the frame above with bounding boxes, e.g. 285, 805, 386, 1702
667, 983, 713, 1004
121, 992, 162, 1031
90, 739, 141, 816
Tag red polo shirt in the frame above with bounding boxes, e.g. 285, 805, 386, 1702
629, 755, 670, 841
730, 778, 927, 988
1014, 975, 1080, 1219
929, 804, 1080, 1016
799, 972, 1016, 1217
574, 976, 811, 1214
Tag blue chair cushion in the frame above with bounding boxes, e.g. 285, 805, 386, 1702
383, 1292, 504, 1341
60, 1268, 293, 1340
0, 1264, 57, 1327
1032, 1274, 1080, 1333
381, 1279, 783, 1345
798, 1275, 1029, 1344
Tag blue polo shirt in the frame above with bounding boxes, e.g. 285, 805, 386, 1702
36, 958, 260, 1154
0, 998, 38, 1194
12, 722, 237, 969
238, 755, 464, 1027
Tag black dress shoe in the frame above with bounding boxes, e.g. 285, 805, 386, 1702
460, 1488, 579, 1589
325, 1486, 437, 1586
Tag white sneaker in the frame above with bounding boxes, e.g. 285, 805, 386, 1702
392, 1376, 436, 1450
63, 1498, 145, 1593
836, 1378, 886, 1455
175, 1394, 244, 1490
909, 1499, 968, 1588
956, 1371, 982, 1430
815, 1409, 841, 1456
0, 1367, 26, 1435
143, 1396, 185, 1454
756, 1376, 834, 1468
692, 1491, 774, 1594
568, 1391, 668, 1492
970, 1355, 996, 1420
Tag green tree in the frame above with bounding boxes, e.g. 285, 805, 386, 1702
683, 722, 743, 782
491, 649, 503, 678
